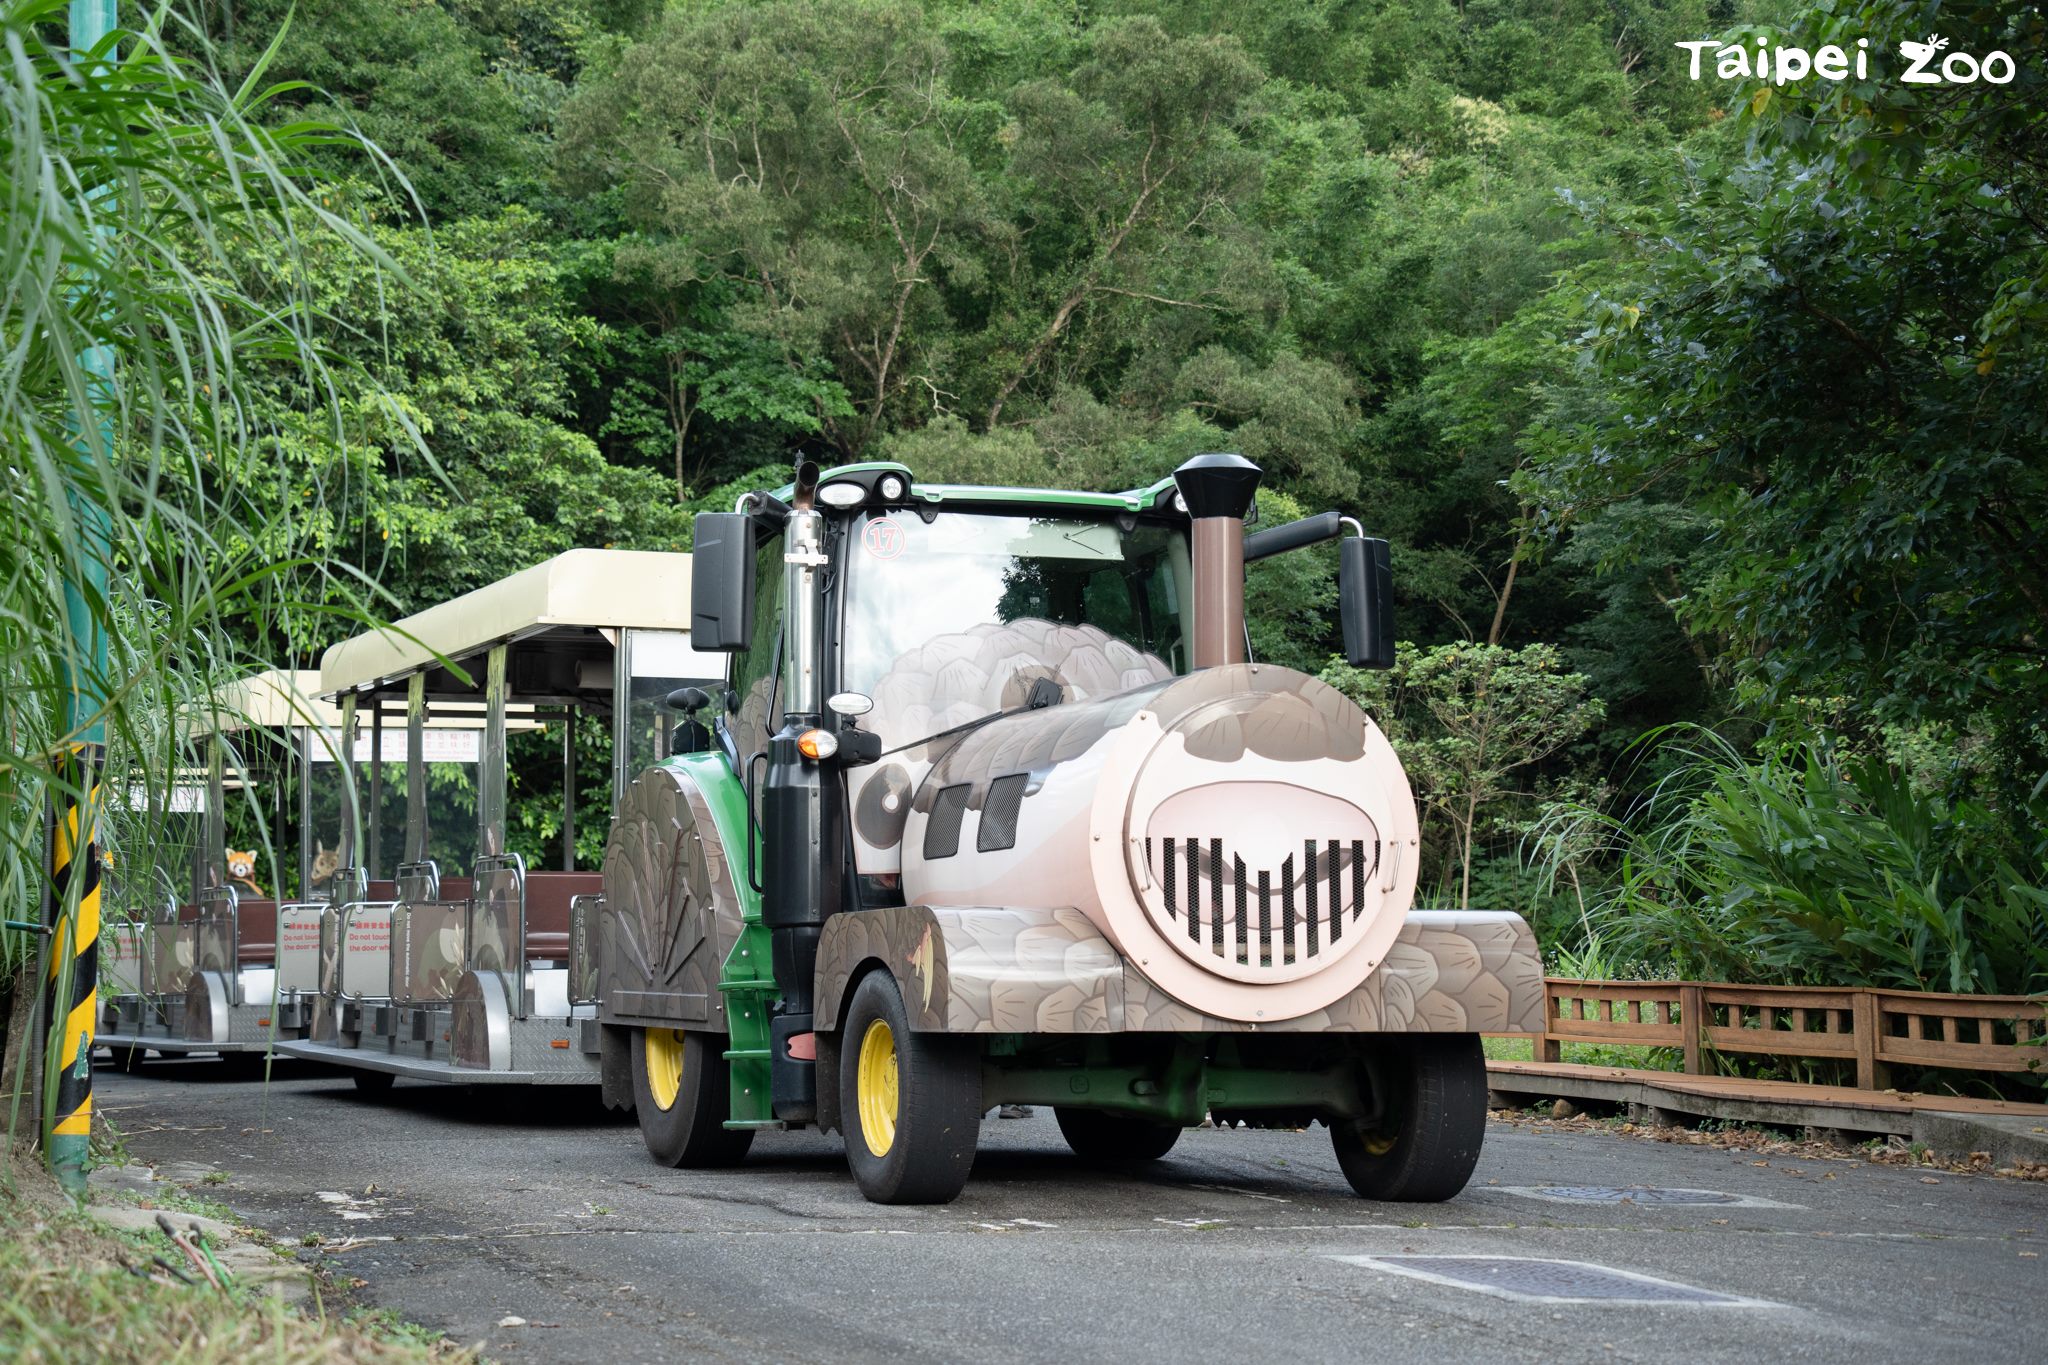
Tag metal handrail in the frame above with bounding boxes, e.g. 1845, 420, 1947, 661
395, 858, 441, 903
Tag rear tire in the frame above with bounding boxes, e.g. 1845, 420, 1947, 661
1055, 1107, 1181, 1162
108, 1043, 148, 1074
840, 971, 980, 1204
352, 1070, 395, 1095
1331, 1034, 1488, 1202
631, 1026, 753, 1168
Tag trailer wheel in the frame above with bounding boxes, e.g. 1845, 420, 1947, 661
631, 1026, 752, 1168
840, 972, 980, 1205
1331, 1034, 1487, 1202
107, 1043, 147, 1074
1054, 1107, 1181, 1162
352, 1070, 395, 1095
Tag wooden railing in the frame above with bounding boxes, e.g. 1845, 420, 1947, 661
1536, 979, 2048, 1090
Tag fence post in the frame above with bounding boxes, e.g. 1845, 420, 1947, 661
1679, 983, 1704, 1075
1539, 982, 1561, 1063
1852, 989, 1881, 1090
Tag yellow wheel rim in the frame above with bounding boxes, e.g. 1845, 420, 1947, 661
856, 1018, 900, 1157
644, 1027, 684, 1112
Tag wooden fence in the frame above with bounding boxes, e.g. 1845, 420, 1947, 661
1536, 979, 2048, 1090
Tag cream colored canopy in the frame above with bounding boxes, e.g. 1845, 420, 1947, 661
320, 548, 697, 695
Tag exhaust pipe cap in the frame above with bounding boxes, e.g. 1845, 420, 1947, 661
1173, 452, 1262, 520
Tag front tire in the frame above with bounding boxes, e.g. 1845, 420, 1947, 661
1055, 1107, 1181, 1163
631, 1026, 752, 1168
840, 971, 980, 1204
1331, 1034, 1488, 1202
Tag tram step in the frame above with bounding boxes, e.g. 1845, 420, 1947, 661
722, 1047, 771, 1061
722, 1119, 786, 1131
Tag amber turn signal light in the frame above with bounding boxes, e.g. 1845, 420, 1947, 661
797, 728, 839, 760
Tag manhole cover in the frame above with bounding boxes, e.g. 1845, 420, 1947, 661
1537, 1186, 1737, 1204
1332, 1255, 1767, 1306
1497, 1185, 1798, 1210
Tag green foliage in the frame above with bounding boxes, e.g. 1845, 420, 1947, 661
1526, 0, 2048, 771
1324, 642, 1604, 907
230, 209, 692, 626
1538, 729, 2048, 996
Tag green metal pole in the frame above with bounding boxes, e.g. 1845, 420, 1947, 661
45, 0, 119, 1197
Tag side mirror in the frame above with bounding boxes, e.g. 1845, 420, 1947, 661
691, 513, 756, 651
666, 686, 711, 714
1339, 537, 1395, 669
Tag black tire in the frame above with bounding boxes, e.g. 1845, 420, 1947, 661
107, 1043, 148, 1074
221, 1051, 268, 1081
840, 971, 981, 1204
1055, 1107, 1182, 1163
352, 1069, 395, 1095
1331, 1034, 1488, 1202
631, 1026, 753, 1168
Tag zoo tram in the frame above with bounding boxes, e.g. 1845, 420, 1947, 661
105, 455, 1548, 1208
269, 549, 720, 1087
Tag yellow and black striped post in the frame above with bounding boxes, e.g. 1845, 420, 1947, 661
47, 0, 118, 1197
45, 746, 102, 1193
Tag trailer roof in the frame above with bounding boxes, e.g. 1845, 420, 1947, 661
188, 670, 541, 736
320, 549, 694, 695
195, 670, 341, 732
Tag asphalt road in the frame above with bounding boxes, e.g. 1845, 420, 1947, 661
97, 1059, 2045, 1364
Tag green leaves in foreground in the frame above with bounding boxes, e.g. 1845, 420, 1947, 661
1, 1, 399, 958
1534, 728, 2048, 997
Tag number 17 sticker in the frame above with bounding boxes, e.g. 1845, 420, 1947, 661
863, 517, 906, 560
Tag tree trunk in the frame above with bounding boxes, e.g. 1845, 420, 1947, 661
1486, 524, 1529, 647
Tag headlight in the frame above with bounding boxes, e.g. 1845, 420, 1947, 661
818, 482, 866, 508
877, 473, 907, 500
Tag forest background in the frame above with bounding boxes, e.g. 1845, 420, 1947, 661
7, 0, 2045, 1010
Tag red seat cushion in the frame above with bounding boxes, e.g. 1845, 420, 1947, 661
235, 899, 278, 966
522, 872, 603, 963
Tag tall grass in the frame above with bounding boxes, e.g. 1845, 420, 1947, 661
1, 1, 401, 1110
1527, 726, 2048, 996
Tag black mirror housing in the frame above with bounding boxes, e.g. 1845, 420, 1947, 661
666, 685, 711, 714
691, 513, 756, 651
1339, 537, 1395, 669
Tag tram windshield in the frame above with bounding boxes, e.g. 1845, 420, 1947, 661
839, 511, 1194, 693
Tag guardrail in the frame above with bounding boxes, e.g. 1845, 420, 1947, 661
1536, 979, 2048, 1089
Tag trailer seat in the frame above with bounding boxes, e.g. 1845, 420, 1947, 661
234, 899, 280, 966
364, 879, 397, 902
522, 872, 604, 962
176, 901, 200, 923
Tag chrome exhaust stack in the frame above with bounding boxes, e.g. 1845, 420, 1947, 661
1173, 453, 1262, 669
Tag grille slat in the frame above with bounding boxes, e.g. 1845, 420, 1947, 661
1351, 839, 1365, 926
1158, 837, 1174, 921
1280, 855, 1296, 966
1209, 838, 1224, 957
1328, 840, 1342, 943
1257, 869, 1272, 967
1186, 838, 1201, 943
1303, 841, 1319, 958
1233, 856, 1248, 965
